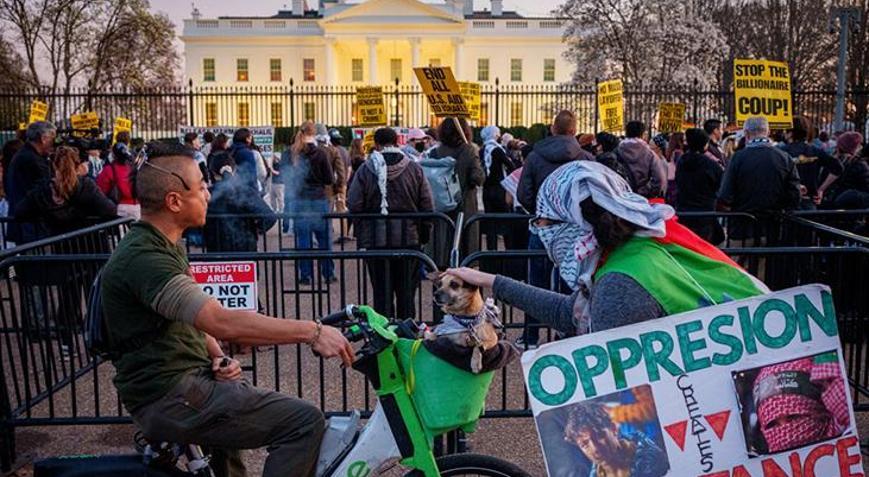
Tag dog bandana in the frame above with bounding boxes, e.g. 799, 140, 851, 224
434, 298, 502, 338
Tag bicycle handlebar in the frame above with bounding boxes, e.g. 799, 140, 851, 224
320, 305, 356, 326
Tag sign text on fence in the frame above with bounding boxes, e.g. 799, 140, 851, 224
71, 112, 100, 136
28, 100, 48, 125
112, 117, 132, 144
355, 87, 387, 127
190, 261, 258, 311
734, 59, 793, 129
459, 81, 482, 123
657, 103, 686, 133
179, 126, 275, 161
597, 79, 624, 133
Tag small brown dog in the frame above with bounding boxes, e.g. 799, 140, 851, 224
426, 271, 502, 372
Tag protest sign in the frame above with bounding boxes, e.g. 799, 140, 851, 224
657, 103, 686, 133
597, 79, 624, 133
413, 66, 469, 117
189, 261, 257, 311
178, 126, 275, 161
356, 87, 387, 127
112, 117, 132, 144
734, 59, 792, 129
522, 285, 861, 477
352, 127, 410, 147
70, 111, 100, 136
28, 100, 49, 124
459, 81, 482, 123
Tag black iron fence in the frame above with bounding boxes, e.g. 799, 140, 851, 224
2, 81, 867, 141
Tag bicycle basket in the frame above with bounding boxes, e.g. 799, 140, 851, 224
396, 339, 494, 435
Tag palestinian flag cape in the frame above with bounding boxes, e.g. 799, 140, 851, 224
595, 216, 768, 316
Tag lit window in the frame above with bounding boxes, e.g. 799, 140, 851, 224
429, 58, 441, 67
237, 59, 248, 82
270, 59, 282, 82
304, 102, 316, 121
271, 102, 283, 127
544, 59, 555, 82
303, 58, 315, 82
510, 59, 522, 82
238, 102, 250, 126
203, 58, 215, 82
510, 102, 523, 126
477, 58, 489, 82
205, 102, 218, 126
352, 58, 364, 82
390, 58, 402, 83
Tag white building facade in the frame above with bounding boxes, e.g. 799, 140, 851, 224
180, 0, 571, 127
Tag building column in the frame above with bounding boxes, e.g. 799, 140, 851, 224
367, 37, 379, 85
324, 37, 337, 85
452, 38, 464, 80
410, 37, 421, 68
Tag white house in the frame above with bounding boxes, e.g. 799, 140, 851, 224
180, 0, 570, 127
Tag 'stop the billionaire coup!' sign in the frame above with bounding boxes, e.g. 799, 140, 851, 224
522, 285, 862, 477
413, 66, 469, 118
733, 59, 793, 129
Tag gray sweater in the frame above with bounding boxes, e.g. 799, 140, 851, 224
491, 273, 664, 335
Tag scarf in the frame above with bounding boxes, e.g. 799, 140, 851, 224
366, 146, 405, 215
481, 125, 503, 176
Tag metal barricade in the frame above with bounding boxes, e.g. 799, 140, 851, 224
0, 217, 133, 261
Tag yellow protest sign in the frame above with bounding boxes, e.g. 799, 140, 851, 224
458, 81, 481, 123
71, 111, 100, 136
733, 59, 792, 129
413, 66, 468, 118
355, 87, 387, 127
112, 117, 132, 144
18, 122, 27, 131
28, 100, 49, 124
657, 103, 686, 133
597, 79, 624, 133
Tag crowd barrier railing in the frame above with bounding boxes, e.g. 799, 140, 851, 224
0, 217, 133, 261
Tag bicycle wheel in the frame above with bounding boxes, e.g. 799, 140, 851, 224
403, 453, 532, 477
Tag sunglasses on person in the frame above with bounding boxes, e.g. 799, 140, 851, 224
133, 148, 191, 191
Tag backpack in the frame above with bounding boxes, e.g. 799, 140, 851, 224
419, 156, 462, 212
84, 268, 116, 360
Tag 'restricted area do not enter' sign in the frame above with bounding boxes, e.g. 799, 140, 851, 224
190, 261, 258, 311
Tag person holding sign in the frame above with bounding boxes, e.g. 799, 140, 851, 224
100, 142, 352, 477
447, 160, 767, 339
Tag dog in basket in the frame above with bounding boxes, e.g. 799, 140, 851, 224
425, 271, 507, 373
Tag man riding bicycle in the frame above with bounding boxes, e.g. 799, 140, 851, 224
100, 142, 353, 477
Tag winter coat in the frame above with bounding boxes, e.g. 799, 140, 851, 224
14, 176, 117, 235
96, 163, 137, 205
517, 135, 592, 214
282, 143, 334, 202
6, 143, 52, 243
835, 156, 869, 195
347, 151, 434, 249
616, 139, 667, 199
204, 174, 276, 252
481, 145, 519, 213
779, 141, 843, 197
323, 145, 348, 196
675, 151, 723, 212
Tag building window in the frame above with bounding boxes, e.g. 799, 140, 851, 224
271, 102, 283, 127
237, 59, 248, 82
270, 59, 282, 82
510, 102, 523, 126
477, 58, 489, 82
429, 58, 441, 67
303, 58, 315, 82
303, 102, 316, 121
352, 58, 364, 82
203, 58, 215, 82
510, 59, 522, 82
544, 59, 555, 82
390, 58, 402, 82
205, 102, 218, 126
237, 102, 250, 126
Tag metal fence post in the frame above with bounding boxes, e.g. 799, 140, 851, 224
494, 77, 500, 126
187, 78, 195, 126
394, 77, 400, 127
289, 78, 296, 130
594, 77, 600, 132
692, 78, 700, 126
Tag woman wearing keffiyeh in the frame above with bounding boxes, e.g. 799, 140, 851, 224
448, 160, 768, 336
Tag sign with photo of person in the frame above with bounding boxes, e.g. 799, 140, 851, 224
521, 285, 861, 477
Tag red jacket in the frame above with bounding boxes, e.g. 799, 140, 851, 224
96, 163, 137, 205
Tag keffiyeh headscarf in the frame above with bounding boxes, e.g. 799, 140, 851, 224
531, 161, 674, 330
366, 146, 405, 215
481, 125, 504, 176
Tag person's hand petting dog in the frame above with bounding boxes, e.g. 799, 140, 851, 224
444, 267, 496, 289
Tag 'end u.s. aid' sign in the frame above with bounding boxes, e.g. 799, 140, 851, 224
190, 261, 257, 311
